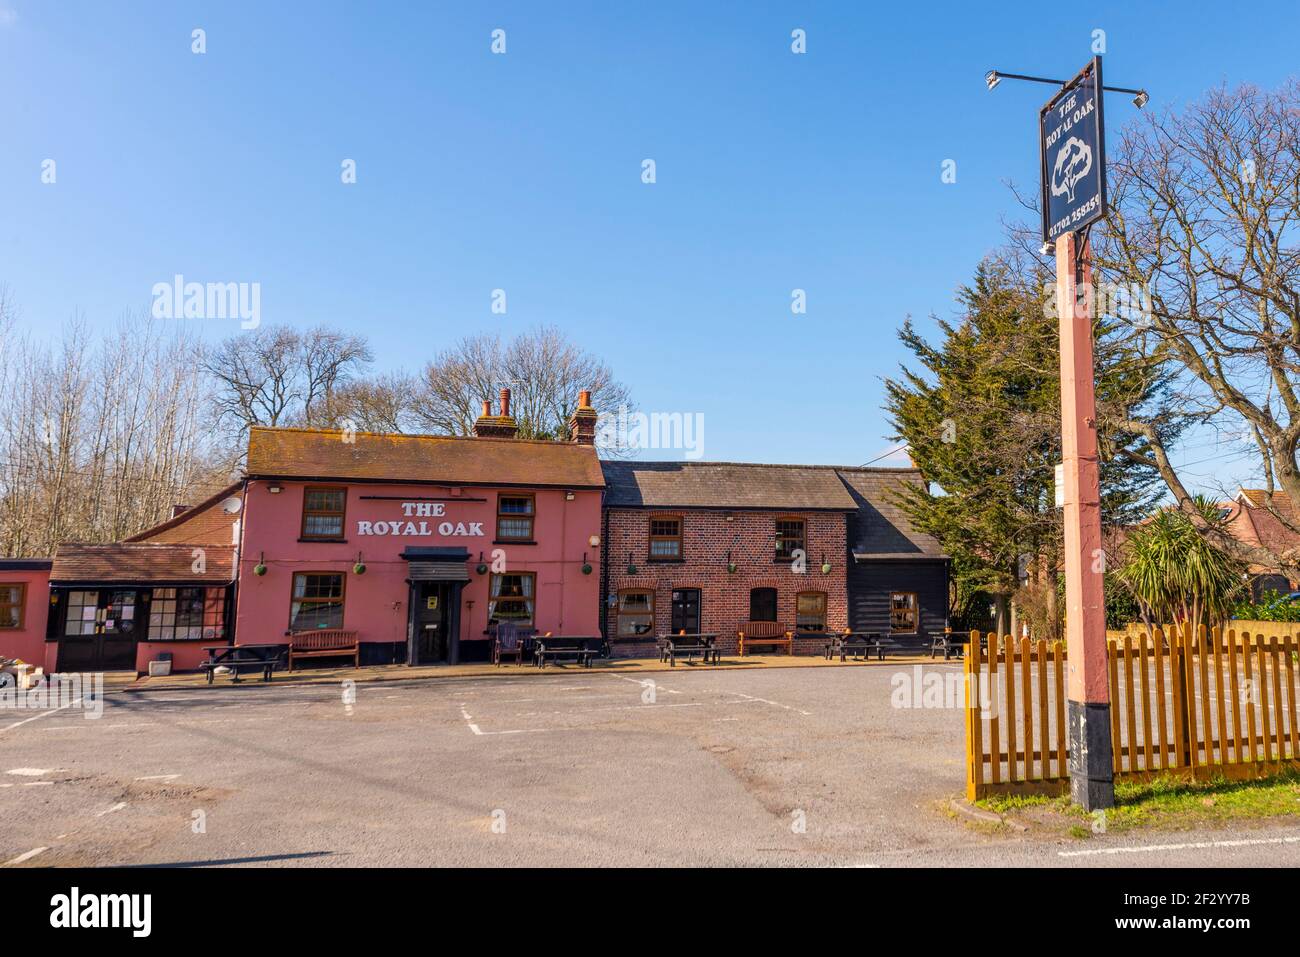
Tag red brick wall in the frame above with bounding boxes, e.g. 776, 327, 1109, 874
604, 508, 847, 656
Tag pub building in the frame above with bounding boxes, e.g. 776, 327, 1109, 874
600, 461, 948, 657
0, 387, 950, 676
233, 389, 603, 665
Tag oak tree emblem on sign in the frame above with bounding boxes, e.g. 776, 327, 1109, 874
1051, 136, 1093, 203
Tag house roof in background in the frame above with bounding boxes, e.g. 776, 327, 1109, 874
246, 427, 605, 489
50, 544, 237, 585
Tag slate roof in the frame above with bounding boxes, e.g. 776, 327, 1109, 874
836, 468, 947, 559
50, 544, 237, 585
600, 461, 858, 511
600, 460, 947, 558
246, 427, 605, 489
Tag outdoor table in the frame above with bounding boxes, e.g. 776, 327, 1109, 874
824, 631, 885, 661
200, 644, 288, 684
657, 633, 721, 666
930, 631, 970, 660
533, 636, 603, 669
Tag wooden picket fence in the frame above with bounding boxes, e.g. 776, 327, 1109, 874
965, 624, 1300, 800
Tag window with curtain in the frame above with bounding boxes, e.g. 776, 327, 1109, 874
749, 587, 778, 622
496, 495, 535, 541
149, 587, 226, 640
290, 573, 345, 631
796, 591, 827, 631
616, 590, 654, 637
488, 572, 535, 627
301, 487, 347, 539
648, 516, 682, 560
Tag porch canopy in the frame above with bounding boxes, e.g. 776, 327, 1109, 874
400, 546, 471, 582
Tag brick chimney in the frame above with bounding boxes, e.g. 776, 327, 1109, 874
472, 388, 519, 439
569, 389, 598, 445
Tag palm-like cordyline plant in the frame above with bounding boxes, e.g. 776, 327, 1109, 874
1117, 496, 1247, 639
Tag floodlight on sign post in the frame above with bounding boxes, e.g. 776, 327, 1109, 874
983, 55, 1148, 812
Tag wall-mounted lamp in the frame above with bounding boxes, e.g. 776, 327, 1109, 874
268, 483, 283, 494
588, 534, 600, 548
564, 490, 575, 501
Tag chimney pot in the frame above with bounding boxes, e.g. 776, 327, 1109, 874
481, 399, 491, 417
499, 388, 511, 418
578, 389, 592, 409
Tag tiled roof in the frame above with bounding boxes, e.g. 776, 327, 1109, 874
600, 461, 859, 510
50, 544, 237, 584
246, 427, 605, 489
125, 482, 243, 545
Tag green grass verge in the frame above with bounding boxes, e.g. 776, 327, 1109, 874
975, 768, 1300, 834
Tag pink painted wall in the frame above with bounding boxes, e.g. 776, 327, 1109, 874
0, 568, 52, 667
234, 479, 602, 654
134, 641, 216, 674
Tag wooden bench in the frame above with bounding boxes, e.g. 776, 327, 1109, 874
287, 629, 360, 670
737, 622, 793, 656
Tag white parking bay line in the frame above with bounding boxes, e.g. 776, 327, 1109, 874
0, 698, 84, 733
2, 847, 48, 866
1059, 834, 1300, 858
458, 704, 546, 737
96, 802, 127, 817
607, 674, 682, 694
135, 774, 180, 782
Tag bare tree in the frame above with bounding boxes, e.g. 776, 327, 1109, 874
410, 326, 631, 439
202, 324, 373, 440
1094, 81, 1300, 573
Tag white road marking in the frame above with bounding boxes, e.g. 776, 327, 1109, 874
458, 704, 546, 737
2, 847, 48, 866
0, 697, 84, 733
5, 768, 64, 776
135, 774, 180, 782
721, 690, 812, 716
1059, 834, 1300, 858
96, 802, 127, 817
607, 674, 682, 694
22, 781, 53, 787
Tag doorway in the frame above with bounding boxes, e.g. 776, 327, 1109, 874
56, 589, 141, 672
413, 581, 451, 665
671, 588, 701, 635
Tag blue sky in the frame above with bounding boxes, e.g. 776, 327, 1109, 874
2, 1, 1296, 487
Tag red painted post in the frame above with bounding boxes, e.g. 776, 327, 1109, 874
1056, 231, 1115, 810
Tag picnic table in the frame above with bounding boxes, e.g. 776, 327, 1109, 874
930, 630, 970, 660
824, 631, 885, 661
657, 633, 721, 666
533, 635, 603, 669
200, 644, 288, 684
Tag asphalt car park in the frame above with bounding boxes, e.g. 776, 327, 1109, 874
2, 663, 1298, 867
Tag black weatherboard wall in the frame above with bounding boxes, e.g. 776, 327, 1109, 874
837, 468, 949, 648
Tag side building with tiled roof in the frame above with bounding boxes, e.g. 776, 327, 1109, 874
600, 461, 949, 657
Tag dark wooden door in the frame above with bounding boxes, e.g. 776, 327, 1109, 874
671, 588, 701, 634
414, 582, 451, 664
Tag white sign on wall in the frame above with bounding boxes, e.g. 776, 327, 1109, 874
356, 502, 486, 538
